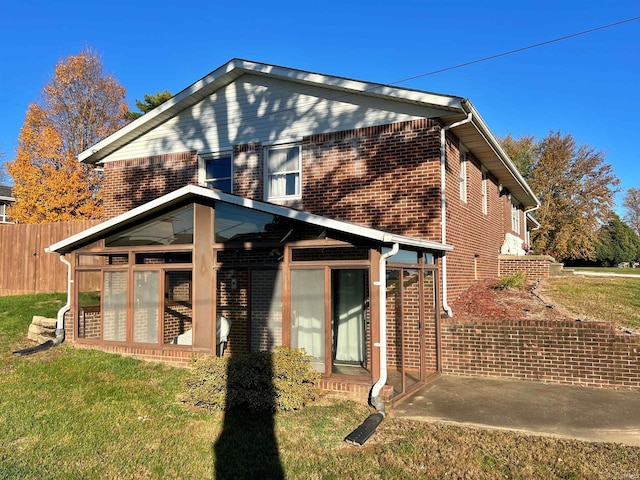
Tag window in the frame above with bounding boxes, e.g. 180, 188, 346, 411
481, 168, 488, 215
105, 204, 194, 247
265, 145, 301, 200
0, 203, 9, 223
459, 151, 467, 202
511, 198, 521, 234
202, 153, 232, 192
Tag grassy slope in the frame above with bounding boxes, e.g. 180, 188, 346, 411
544, 276, 640, 330
1, 293, 639, 479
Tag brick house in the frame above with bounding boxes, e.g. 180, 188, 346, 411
48, 59, 539, 402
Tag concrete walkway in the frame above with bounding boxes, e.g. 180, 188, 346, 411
392, 375, 640, 446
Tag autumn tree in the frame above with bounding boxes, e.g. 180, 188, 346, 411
500, 131, 619, 260
623, 187, 640, 235
125, 90, 172, 120
499, 133, 538, 179
7, 47, 128, 223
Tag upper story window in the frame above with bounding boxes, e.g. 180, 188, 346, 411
265, 145, 301, 200
0, 203, 9, 223
202, 153, 232, 193
459, 151, 468, 203
481, 168, 488, 215
511, 198, 521, 235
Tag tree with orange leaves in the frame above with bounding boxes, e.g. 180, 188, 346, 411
7, 47, 128, 223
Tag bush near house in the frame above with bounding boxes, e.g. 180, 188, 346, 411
184, 347, 320, 412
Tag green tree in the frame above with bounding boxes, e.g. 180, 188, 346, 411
623, 187, 640, 235
595, 214, 640, 266
7, 47, 128, 223
125, 90, 173, 120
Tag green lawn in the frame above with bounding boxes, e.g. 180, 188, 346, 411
545, 276, 640, 330
1, 293, 639, 479
570, 266, 640, 274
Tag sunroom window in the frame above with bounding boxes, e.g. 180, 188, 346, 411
105, 204, 194, 247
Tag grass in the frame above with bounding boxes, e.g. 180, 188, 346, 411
544, 276, 640, 330
569, 266, 640, 274
1, 293, 640, 478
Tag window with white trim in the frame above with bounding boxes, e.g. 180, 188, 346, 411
511, 198, 521, 234
202, 153, 232, 193
459, 151, 467, 202
265, 145, 301, 200
481, 168, 488, 215
0, 203, 9, 223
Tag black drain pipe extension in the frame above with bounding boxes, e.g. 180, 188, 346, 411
13, 254, 70, 356
345, 243, 399, 445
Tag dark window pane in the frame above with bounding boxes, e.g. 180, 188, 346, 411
106, 204, 194, 247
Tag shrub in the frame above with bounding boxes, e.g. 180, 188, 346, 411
183, 347, 320, 413
495, 272, 527, 290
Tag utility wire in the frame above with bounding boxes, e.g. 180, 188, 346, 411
387, 16, 640, 87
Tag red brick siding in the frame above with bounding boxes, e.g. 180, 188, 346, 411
102, 151, 199, 218
441, 319, 640, 389
217, 269, 249, 356
299, 119, 442, 239
232, 143, 263, 200
443, 135, 508, 302
498, 255, 554, 279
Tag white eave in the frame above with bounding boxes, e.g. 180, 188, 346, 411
78, 58, 465, 165
47, 185, 453, 254
78, 58, 539, 209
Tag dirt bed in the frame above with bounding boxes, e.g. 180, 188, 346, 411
450, 279, 574, 321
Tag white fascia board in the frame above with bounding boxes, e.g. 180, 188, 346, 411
461, 99, 540, 207
48, 185, 452, 254
78, 59, 465, 164
0, 196, 15, 202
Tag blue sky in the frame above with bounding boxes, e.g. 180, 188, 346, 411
1, 0, 638, 209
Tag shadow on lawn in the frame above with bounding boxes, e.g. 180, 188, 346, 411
213, 348, 285, 479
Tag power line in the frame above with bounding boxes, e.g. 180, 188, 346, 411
387, 16, 640, 87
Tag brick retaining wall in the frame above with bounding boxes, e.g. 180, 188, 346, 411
498, 254, 556, 279
441, 319, 640, 389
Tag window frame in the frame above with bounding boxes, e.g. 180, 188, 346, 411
200, 151, 233, 193
511, 197, 521, 235
264, 144, 302, 201
481, 167, 488, 215
459, 150, 468, 203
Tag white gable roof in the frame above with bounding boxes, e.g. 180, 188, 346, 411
78, 59, 538, 208
47, 185, 453, 254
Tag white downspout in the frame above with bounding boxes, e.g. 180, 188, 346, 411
53, 253, 72, 345
524, 205, 540, 246
370, 242, 399, 415
440, 112, 473, 317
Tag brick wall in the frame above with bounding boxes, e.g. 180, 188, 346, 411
441, 319, 640, 389
498, 255, 554, 279
102, 151, 199, 218
443, 134, 510, 302
300, 118, 442, 239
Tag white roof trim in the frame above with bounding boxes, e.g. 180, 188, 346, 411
78, 59, 464, 164
47, 185, 452, 254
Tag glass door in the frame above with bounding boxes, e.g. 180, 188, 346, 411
386, 267, 425, 397
331, 269, 369, 376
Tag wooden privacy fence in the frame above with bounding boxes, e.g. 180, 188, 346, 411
0, 220, 100, 296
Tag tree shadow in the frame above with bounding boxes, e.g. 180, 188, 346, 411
213, 330, 284, 480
